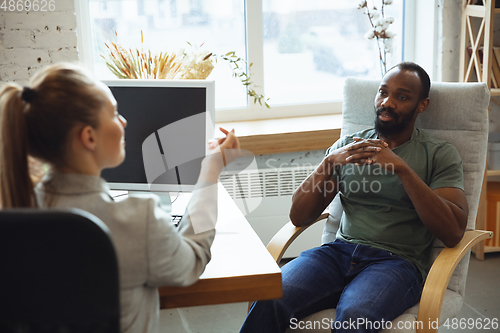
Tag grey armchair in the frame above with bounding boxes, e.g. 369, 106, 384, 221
267, 78, 493, 333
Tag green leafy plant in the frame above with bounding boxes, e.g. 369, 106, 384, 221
217, 51, 270, 108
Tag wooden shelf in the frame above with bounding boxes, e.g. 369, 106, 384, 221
460, 0, 500, 259
465, 5, 500, 17
465, 4, 485, 17
490, 88, 500, 96
484, 245, 500, 253
487, 169, 500, 176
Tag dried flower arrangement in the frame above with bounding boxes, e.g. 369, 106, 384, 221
358, 0, 396, 76
102, 32, 269, 108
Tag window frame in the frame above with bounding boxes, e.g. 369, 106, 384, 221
75, 0, 415, 122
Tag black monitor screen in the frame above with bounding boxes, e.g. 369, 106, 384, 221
101, 83, 211, 191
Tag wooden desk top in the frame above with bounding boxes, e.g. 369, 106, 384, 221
158, 184, 282, 308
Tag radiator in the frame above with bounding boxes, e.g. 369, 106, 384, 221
220, 166, 327, 258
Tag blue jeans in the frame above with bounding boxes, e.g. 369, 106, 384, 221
240, 239, 423, 333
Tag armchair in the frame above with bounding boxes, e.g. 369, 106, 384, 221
267, 78, 493, 333
0, 209, 120, 333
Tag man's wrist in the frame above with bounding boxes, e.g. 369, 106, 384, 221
323, 154, 340, 178
393, 160, 410, 176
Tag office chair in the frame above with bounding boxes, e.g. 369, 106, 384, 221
266, 78, 493, 333
0, 208, 120, 333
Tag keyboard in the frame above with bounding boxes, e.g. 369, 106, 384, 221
171, 214, 183, 227
169, 192, 192, 227
110, 190, 191, 227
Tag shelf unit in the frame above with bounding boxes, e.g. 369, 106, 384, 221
459, 0, 500, 259
487, 170, 500, 176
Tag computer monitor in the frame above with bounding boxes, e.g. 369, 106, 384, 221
101, 80, 215, 193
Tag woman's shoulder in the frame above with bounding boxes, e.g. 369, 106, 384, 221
113, 193, 173, 227
119, 192, 170, 211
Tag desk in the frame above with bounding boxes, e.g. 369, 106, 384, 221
158, 183, 282, 309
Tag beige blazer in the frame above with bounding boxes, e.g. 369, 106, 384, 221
35, 172, 217, 333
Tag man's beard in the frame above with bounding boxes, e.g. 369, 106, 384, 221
374, 106, 417, 138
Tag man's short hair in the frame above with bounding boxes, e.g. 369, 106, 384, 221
389, 62, 431, 100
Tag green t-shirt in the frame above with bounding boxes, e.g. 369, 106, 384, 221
325, 128, 464, 280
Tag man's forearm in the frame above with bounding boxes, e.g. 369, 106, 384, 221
395, 164, 468, 247
290, 157, 338, 227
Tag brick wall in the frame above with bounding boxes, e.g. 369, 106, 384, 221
0, 0, 79, 85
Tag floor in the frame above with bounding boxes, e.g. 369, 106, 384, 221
159, 252, 500, 333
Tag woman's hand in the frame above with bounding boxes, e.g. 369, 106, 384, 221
208, 127, 240, 166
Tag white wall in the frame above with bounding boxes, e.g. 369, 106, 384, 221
0, 0, 78, 85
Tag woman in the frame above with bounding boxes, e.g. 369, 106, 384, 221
0, 63, 239, 333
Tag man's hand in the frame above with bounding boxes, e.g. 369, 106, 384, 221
331, 138, 388, 167
291, 138, 387, 227
345, 137, 406, 172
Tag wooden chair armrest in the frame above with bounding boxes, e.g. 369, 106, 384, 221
416, 230, 493, 333
266, 213, 330, 264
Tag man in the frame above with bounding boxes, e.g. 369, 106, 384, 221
239, 62, 468, 333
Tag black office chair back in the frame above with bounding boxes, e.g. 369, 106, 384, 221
0, 209, 120, 333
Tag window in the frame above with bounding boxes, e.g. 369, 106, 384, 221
76, 0, 406, 121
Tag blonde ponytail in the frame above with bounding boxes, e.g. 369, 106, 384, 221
0, 62, 106, 209
0, 84, 37, 208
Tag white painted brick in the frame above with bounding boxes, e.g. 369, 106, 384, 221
2, 29, 34, 48
0, 7, 79, 84
0, 48, 6, 64
35, 30, 76, 48
5, 48, 50, 66
50, 46, 77, 62
27, 63, 44, 76
0, 36, 6, 64
0, 12, 6, 29
52, 0, 75, 12
0, 65, 10, 81
48, 11, 77, 31
0, 65, 30, 83
5, 11, 76, 31
4, 12, 32, 29
0, 65, 6, 81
